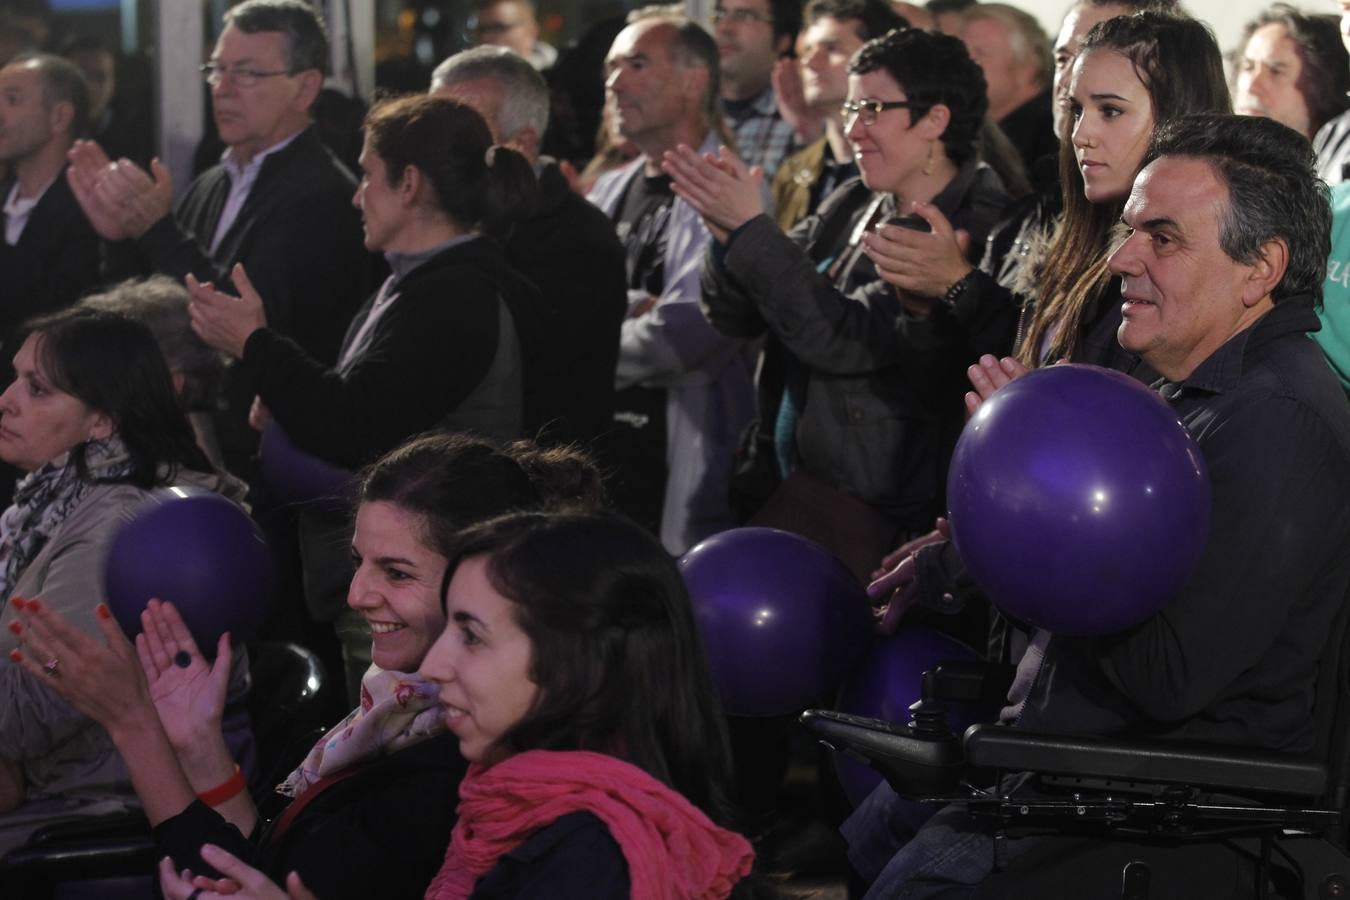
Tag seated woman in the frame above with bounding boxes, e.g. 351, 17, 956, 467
8, 433, 603, 897
668, 27, 1010, 583
0, 307, 243, 857
155, 510, 756, 899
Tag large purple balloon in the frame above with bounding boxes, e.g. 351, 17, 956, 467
680, 527, 872, 717
833, 626, 987, 807
104, 489, 275, 653
947, 364, 1210, 635
258, 423, 356, 508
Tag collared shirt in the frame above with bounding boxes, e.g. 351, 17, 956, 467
722, 86, 796, 180
336, 234, 478, 375
1013, 297, 1350, 753
210, 129, 305, 254
3, 174, 57, 246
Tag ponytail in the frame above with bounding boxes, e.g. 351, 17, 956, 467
481, 144, 539, 239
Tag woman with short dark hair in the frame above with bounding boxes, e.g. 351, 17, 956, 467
670, 26, 1011, 581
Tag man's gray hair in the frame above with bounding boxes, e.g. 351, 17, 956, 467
1145, 114, 1330, 306
962, 2, 1053, 89
431, 46, 549, 143
225, 0, 330, 76
79, 276, 224, 411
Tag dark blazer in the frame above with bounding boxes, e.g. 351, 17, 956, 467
505, 159, 627, 449
0, 166, 103, 355
134, 126, 373, 366
120, 126, 377, 475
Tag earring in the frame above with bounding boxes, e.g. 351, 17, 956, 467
922, 142, 934, 177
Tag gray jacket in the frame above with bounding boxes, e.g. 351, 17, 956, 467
0, 471, 250, 830
701, 162, 1010, 531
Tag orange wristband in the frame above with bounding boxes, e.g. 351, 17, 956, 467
197, 764, 245, 807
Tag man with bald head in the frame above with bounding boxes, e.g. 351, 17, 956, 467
0, 52, 100, 349
588, 14, 754, 554
430, 46, 626, 449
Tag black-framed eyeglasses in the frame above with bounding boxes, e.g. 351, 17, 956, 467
712, 8, 775, 26
466, 16, 523, 39
841, 98, 921, 128
201, 63, 292, 88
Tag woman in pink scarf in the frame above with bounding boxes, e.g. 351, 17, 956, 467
161, 511, 756, 899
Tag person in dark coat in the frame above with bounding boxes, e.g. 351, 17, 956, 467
431, 46, 628, 452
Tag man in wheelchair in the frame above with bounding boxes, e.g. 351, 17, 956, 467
831, 115, 1350, 898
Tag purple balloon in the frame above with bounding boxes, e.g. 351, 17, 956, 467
833, 626, 987, 807
258, 423, 355, 508
104, 489, 275, 652
947, 364, 1210, 635
680, 527, 872, 717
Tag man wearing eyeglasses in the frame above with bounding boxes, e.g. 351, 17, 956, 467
467, 0, 558, 71
713, 0, 801, 178
65, 0, 370, 479
770, 0, 906, 231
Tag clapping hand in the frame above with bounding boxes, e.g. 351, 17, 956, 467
8, 597, 155, 734
159, 845, 317, 900
861, 201, 973, 311
964, 354, 1031, 416
662, 144, 765, 244
187, 264, 269, 359
67, 140, 173, 240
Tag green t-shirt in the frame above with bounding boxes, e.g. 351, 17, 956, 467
1317, 181, 1350, 391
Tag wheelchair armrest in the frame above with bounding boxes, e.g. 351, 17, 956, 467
801, 709, 965, 796
928, 661, 1016, 707
0, 810, 156, 880
963, 724, 1328, 798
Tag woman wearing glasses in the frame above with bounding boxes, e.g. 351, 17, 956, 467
665, 27, 1008, 582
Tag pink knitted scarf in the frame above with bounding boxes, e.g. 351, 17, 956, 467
423, 749, 754, 899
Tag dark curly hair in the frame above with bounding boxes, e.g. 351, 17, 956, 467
849, 27, 988, 165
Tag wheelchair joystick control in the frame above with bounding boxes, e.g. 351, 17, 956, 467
908, 697, 951, 738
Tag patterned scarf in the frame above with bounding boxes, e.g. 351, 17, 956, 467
278, 664, 445, 798
0, 437, 133, 600
424, 750, 755, 900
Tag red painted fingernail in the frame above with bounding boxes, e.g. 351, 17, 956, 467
96, 603, 112, 620
7, 622, 20, 635
9, 649, 21, 663
9, 596, 23, 609
26, 599, 40, 612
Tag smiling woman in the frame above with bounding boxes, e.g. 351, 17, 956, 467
674, 27, 1009, 577
155, 511, 759, 900
10, 432, 605, 899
